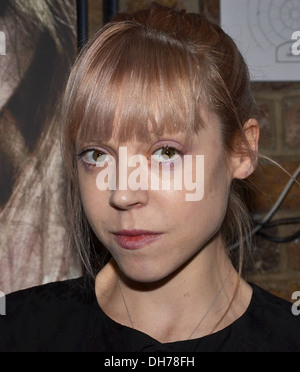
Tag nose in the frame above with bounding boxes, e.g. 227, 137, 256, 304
109, 147, 150, 210
109, 188, 149, 210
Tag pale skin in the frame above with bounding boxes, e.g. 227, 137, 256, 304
76, 111, 259, 343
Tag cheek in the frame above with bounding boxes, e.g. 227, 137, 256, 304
201, 163, 231, 232
78, 169, 107, 225
175, 161, 231, 235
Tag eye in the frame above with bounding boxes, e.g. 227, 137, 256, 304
78, 149, 111, 168
152, 146, 181, 163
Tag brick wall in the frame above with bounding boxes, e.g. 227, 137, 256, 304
247, 83, 300, 301
88, 0, 300, 301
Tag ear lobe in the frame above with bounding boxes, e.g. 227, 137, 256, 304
232, 119, 260, 180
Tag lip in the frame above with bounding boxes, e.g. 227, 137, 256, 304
112, 230, 163, 250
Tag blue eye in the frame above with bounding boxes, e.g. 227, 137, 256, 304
152, 146, 181, 163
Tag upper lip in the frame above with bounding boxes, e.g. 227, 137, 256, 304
113, 230, 162, 237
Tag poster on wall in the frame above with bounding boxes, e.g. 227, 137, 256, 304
0, 0, 81, 294
221, 0, 300, 81
119, 0, 200, 13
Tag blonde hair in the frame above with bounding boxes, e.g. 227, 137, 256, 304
62, 3, 259, 277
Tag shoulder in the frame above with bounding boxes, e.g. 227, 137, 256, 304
4, 277, 91, 314
241, 283, 300, 351
0, 277, 99, 352
250, 283, 299, 324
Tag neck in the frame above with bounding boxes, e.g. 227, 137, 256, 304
95, 237, 251, 343
120, 236, 231, 299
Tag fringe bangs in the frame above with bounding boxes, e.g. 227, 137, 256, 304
67, 23, 206, 148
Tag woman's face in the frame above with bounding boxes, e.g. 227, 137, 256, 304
76, 110, 234, 283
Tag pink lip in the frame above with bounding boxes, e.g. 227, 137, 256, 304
113, 230, 162, 250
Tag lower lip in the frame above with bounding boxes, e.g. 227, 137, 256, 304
114, 234, 162, 250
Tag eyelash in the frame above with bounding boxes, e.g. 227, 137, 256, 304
77, 148, 108, 170
77, 145, 183, 170
152, 146, 182, 166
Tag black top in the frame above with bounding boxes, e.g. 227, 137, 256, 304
0, 277, 299, 352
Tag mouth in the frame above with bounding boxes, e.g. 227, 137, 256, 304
112, 230, 163, 250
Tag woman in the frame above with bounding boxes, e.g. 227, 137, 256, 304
0, 3, 299, 352
0, 0, 81, 294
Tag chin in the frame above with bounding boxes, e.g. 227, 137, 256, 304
117, 258, 181, 287
124, 268, 164, 285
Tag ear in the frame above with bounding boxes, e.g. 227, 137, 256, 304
231, 119, 260, 180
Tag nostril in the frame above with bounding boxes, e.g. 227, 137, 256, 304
109, 189, 148, 211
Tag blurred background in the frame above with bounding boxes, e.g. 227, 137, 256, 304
0, 0, 299, 300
